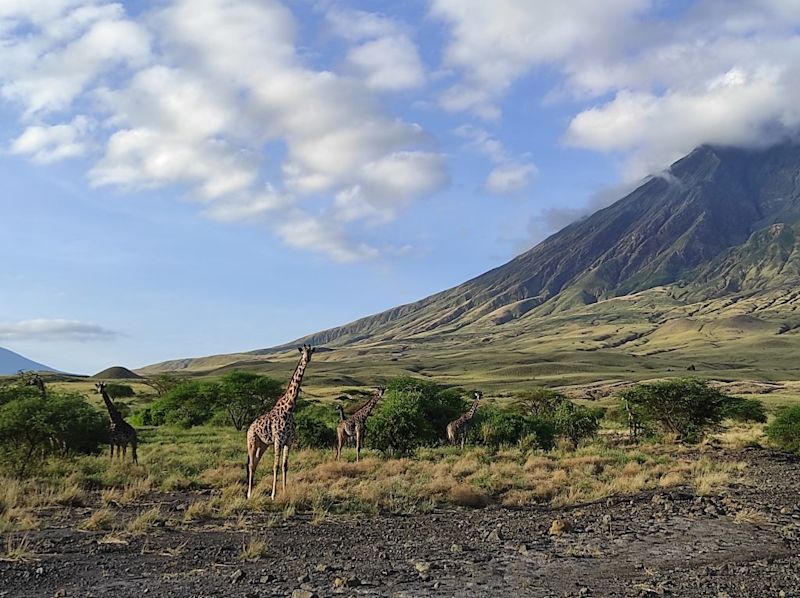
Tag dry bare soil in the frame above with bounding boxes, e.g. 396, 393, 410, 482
1, 448, 799, 598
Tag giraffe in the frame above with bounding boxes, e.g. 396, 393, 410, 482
246, 345, 315, 500
26, 373, 47, 398
95, 382, 138, 464
446, 391, 482, 449
336, 386, 385, 462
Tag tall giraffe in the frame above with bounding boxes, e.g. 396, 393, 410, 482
95, 382, 138, 464
26, 373, 47, 398
446, 391, 482, 448
246, 345, 315, 499
336, 386, 385, 462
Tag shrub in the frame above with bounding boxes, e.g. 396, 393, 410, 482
619, 379, 730, 442
514, 387, 566, 417
217, 371, 283, 430
139, 381, 220, 427
103, 383, 135, 399
767, 405, 800, 454
294, 404, 336, 448
472, 406, 554, 450
0, 389, 107, 476
720, 397, 767, 423
550, 401, 600, 446
367, 391, 431, 455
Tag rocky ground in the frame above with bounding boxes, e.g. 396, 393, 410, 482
1, 447, 799, 597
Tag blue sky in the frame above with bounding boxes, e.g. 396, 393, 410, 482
2, 0, 799, 373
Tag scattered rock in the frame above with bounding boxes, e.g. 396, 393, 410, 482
450, 543, 463, 553
291, 590, 316, 598
297, 572, 310, 583
549, 518, 571, 536
486, 528, 504, 542
230, 569, 245, 583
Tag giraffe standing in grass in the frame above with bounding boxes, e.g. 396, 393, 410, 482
447, 391, 482, 448
95, 382, 138, 464
336, 386, 385, 462
26, 373, 47, 398
246, 345, 315, 499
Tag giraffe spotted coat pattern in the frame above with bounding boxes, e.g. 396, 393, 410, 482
95, 382, 138, 464
246, 345, 315, 499
336, 386, 385, 462
446, 391, 482, 448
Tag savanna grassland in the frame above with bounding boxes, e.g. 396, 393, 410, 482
2, 370, 800, 597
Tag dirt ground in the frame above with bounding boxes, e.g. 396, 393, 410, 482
2, 447, 799, 597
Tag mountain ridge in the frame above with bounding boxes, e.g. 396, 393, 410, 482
139, 142, 800, 379
0, 347, 58, 375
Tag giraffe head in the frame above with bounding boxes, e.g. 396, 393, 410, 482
26, 374, 43, 387
297, 344, 316, 362
474, 391, 483, 401
95, 382, 107, 394
375, 386, 386, 398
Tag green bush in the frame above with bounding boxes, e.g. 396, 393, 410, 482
619, 379, 730, 442
139, 381, 220, 428
471, 406, 555, 450
0, 389, 107, 476
550, 401, 600, 446
217, 371, 283, 430
367, 391, 431, 455
720, 397, 767, 423
103, 383, 135, 399
294, 411, 337, 449
514, 387, 566, 416
767, 405, 800, 454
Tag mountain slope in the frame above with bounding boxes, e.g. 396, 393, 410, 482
260, 143, 800, 349
140, 143, 800, 381
0, 347, 58, 375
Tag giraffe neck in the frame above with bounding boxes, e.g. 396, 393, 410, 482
101, 390, 123, 423
354, 393, 381, 419
464, 398, 480, 420
275, 355, 309, 413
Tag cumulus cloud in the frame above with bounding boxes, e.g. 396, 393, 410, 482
10, 115, 92, 163
327, 8, 425, 91
485, 163, 537, 194
431, 0, 648, 118
434, 0, 800, 178
0, 0, 447, 262
0, 319, 117, 341
456, 125, 536, 195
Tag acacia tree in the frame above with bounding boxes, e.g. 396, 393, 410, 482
619, 379, 730, 442
217, 371, 283, 430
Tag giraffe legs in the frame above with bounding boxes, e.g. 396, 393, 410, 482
271, 437, 281, 500
281, 445, 289, 493
131, 441, 138, 465
246, 430, 266, 499
109, 443, 115, 459
355, 428, 362, 463
336, 428, 344, 461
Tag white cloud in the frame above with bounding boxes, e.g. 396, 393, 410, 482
456, 124, 536, 194
0, 319, 116, 341
434, 0, 800, 178
0, 0, 448, 263
10, 115, 92, 163
327, 7, 425, 91
346, 36, 425, 91
431, 0, 649, 117
485, 163, 537, 195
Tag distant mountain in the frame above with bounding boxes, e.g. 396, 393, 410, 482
91, 366, 142, 380
259, 143, 800, 347
0, 347, 58, 375
141, 143, 800, 383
